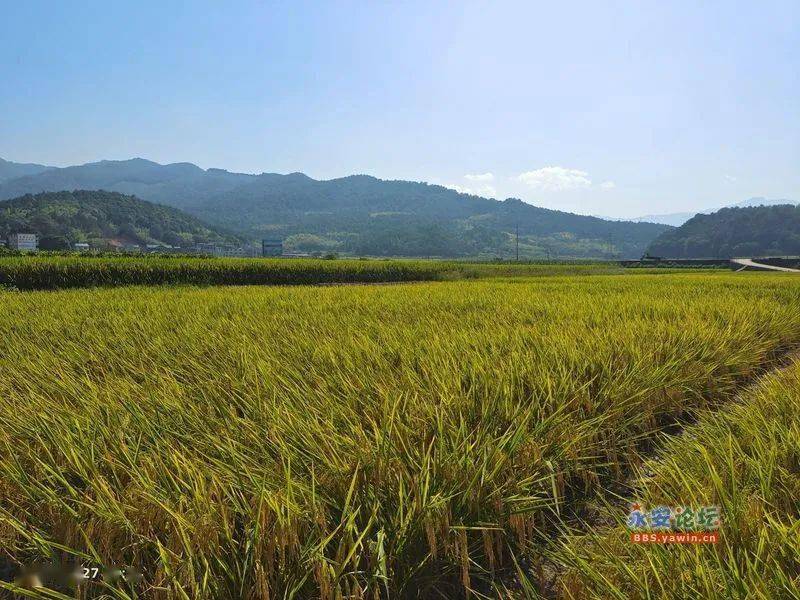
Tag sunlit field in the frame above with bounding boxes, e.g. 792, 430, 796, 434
2, 272, 800, 598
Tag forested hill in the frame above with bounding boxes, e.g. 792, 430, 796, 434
0, 190, 236, 248
646, 204, 800, 258
0, 158, 671, 258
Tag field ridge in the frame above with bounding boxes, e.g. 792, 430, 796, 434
539, 348, 800, 598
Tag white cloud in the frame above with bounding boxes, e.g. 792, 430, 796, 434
600, 180, 616, 189
464, 172, 494, 182
445, 183, 497, 198
724, 174, 738, 183
444, 183, 470, 194
517, 166, 592, 191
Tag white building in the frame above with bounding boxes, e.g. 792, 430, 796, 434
8, 233, 38, 251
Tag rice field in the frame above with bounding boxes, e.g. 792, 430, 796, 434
1, 271, 799, 598
0, 256, 625, 290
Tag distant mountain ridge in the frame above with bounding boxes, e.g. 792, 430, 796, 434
0, 158, 253, 209
0, 190, 236, 248
0, 157, 670, 258
646, 204, 800, 258
0, 158, 54, 184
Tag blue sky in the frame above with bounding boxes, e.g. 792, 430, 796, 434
1, 0, 797, 217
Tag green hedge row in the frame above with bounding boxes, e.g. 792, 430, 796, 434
0, 256, 447, 290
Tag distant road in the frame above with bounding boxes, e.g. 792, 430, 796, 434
731, 258, 800, 272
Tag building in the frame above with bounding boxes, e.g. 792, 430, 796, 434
8, 233, 38, 252
195, 242, 257, 257
262, 238, 284, 257
73, 242, 91, 251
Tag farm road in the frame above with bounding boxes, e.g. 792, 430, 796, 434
731, 258, 800, 272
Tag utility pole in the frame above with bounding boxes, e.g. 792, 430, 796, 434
515, 223, 519, 262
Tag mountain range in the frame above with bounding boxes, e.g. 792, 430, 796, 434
0, 158, 670, 258
0, 158, 53, 184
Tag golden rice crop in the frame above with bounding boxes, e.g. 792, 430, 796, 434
0, 272, 799, 598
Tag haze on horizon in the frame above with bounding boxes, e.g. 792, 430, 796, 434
1, 0, 798, 219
